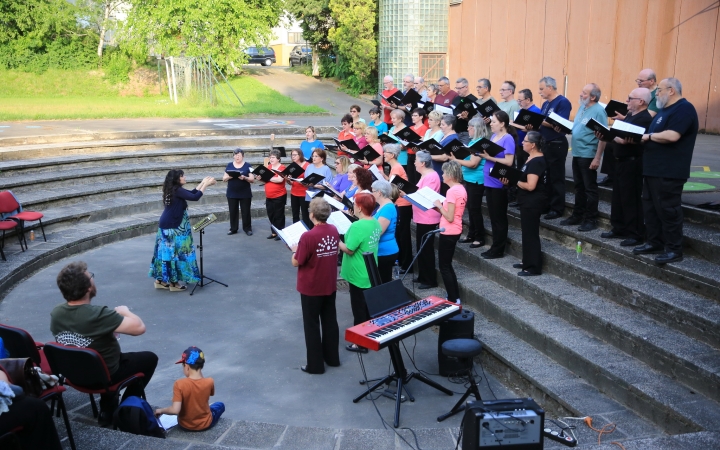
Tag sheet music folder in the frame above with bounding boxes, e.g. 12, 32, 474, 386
363, 279, 412, 318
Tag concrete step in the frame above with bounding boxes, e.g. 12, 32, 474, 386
496, 203, 720, 304
409, 258, 720, 434
0, 132, 339, 160
447, 231, 720, 404
561, 192, 720, 264
563, 177, 720, 229
0, 155, 278, 195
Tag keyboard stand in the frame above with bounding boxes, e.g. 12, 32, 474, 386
353, 340, 453, 428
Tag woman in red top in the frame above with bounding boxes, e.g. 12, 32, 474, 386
264, 147, 287, 240
337, 114, 355, 157
286, 149, 311, 227
407, 108, 429, 184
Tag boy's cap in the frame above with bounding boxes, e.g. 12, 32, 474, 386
176, 346, 205, 365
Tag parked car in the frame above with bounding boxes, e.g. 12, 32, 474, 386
289, 46, 312, 67
244, 47, 276, 66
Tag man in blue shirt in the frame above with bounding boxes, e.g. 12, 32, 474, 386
537, 76, 572, 220
560, 83, 607, 232
514, 89, 542, 169
636, 78, 698, 265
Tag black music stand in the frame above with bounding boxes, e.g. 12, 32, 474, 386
353, 253, 453, 428
190, 224, 228, 295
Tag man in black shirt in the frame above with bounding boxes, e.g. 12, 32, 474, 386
452, 77, 478, 145
636, 78, 699, 265
599, 88, 653, 246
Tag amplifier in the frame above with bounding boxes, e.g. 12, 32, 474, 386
462, 398, 544, 450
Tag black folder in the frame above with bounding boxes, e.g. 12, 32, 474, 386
454, 97, 478, 119
393, 127, 422, 144
272, 146, 287, 158
390, 175, 418, 194
225, 170, 243, 179
414, 138, 443, 155
333, 138, 361, 152
341, 196, 354, 210
273, 162, 304, 178
381, 91, 404, 105
449, 145, 471, 160
585, 118, 615, 141
357, 146, 382, 162
489, 164, 527, 186
419, 101, 435, 115
441, 138, 466, 158
378, 134, 400, 145
545, 113, 573, 134
477, 99, 501, 117
604, 100, 628, 118
252, 165, 275, 182
299, 173, 325, 186
512, 108, 545, 129
469, 138, 506, 157
371, 99, 382, 107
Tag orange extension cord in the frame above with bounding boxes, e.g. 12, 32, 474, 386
584, 417, 626, 450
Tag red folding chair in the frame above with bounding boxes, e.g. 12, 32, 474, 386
43, 342, 145, 429
0, 191, 46, 249
0, 220, 24, 261
0, 325, 75, 450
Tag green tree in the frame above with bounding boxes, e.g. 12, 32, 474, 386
119, 0, 282, 72
0, 0, 97, 70
284, 0, 333, 50
327, 0, 377, 93
76, 0, 126, 59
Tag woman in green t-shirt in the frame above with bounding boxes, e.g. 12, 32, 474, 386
338, 193, 381, 353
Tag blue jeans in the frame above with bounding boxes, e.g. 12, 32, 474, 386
209, 402, 225, 428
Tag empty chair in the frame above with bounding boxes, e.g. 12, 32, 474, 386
0, 191, 46, 248
0, 219, 24, 261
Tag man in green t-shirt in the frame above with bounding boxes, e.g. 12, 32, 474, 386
50, 261, 158, 426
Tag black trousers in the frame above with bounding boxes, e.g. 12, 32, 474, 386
600, 151, 615, 178
396, 205, 413, 271
520, 203, 544, 274
415, 223, 438, 285
543, 138, 569, 214
465, 181, 485, 242
0, 395, 63, 450
291, 195, 310, 228
228, 197, 252, 232
642, 176, 685, 254
266, 196, 287, 234
486, 187, 508, 255
349, 283, 370, 326
378, 253, 399, 285
611, 158, 644, 239
438, 234, 461, 302
101, 351, 159, 413
300, 292, 340, 374
406, 154, 418, 184
570, 157, 599, 221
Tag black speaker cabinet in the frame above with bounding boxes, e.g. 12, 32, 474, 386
438, 310, 475, 376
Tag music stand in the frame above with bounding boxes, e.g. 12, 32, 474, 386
353, 253, 453, 428
190, 214, 228, 295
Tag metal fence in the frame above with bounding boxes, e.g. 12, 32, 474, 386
157, 56, 243, 106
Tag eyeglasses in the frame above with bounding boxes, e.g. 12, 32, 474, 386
350, 110, 358, 113
627, 96, 642, 101
656, 87, 670, 92
499, 88, 511, 91
89, 272, 95, 279
635, 78, 650, 83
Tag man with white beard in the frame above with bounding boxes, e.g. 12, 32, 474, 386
635, 78, 698, 265
559, 83, 607, 232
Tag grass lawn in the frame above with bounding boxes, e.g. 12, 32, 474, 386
0, 69, 326, 120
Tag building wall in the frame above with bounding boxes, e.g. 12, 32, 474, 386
378, 0, 448, 89
448, 0, 720, 132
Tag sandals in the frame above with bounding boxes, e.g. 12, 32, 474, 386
169, 283, 187, 292
345, 344, 368, 354
154, 280, 169, 290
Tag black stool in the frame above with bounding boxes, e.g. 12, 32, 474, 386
437, 338, 483, 422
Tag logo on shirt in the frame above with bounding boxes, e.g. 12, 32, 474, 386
317, 236, 338, 257
369, 229, 381, 248
55, 331, 93, 348
656, 117, 663, 124
582, 118, 590, 125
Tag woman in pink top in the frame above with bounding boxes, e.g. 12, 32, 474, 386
433, 161, 467, 303
406, 150, 441, 289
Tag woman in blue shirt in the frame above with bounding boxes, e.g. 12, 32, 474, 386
371, 180, 399, 284
222, 148, 255, 235
451, 116, 490, 248
300, 126, 326, 160
150, 169, 216, 291
368, 107, 389, 136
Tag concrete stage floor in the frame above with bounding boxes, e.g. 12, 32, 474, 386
0, 219, 515, 432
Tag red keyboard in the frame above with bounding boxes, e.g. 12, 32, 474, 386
345, 296, 461, 351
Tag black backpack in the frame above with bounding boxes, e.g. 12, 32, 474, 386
113, 396, 166, 438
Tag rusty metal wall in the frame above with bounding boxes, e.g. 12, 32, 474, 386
447, 0, 720, 132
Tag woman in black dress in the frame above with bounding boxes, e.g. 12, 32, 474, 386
222, 148, 255, 235
501, 131, 547, 276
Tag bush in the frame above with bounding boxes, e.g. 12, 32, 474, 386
103, 51, 133, 84
0, 36, 98, 73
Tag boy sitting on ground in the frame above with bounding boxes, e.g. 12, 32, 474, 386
154, 346, 225, 430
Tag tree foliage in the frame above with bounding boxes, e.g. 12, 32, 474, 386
284, 0, 334, 50
0, 0, 98, 71
119, 0, 283, 72
327, 0, 377, 94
